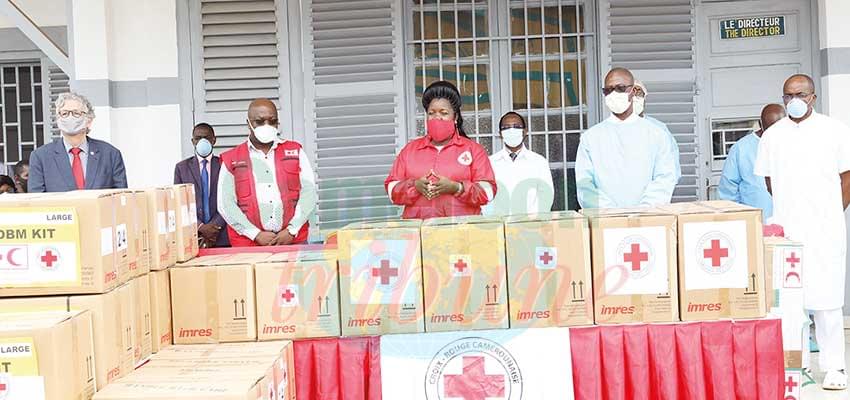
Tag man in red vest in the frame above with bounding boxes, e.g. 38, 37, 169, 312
217, 98, 317, 246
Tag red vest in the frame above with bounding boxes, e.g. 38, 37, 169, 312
220, 141, 309, 247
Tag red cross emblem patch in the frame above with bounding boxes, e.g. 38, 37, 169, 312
457, 151, 473, 166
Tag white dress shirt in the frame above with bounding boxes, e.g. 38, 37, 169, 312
484, 146, 554, 216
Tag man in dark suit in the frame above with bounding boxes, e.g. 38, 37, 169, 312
174, 123, 229, 248
29, 92, 127, 192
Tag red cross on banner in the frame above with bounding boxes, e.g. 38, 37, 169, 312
443, 356, 505, 400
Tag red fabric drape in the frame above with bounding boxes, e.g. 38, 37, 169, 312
291, 320, 783, 400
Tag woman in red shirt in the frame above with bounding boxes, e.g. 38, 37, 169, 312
385, 81, 496, 219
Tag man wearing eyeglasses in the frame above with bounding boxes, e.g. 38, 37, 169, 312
755, 74, 850, 391
28, 92, 127, 192
575, 67, 680, 208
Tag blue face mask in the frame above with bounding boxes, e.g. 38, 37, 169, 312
195, 138, 213, 158
785, 98, 809, 119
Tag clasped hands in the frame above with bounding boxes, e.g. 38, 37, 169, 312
414, 169, 462, 200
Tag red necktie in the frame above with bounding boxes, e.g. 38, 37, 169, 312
70, 147, 85, 189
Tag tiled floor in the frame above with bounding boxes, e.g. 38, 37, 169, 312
803, 330, 850, 399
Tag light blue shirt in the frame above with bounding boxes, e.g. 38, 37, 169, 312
719, 132, 773, 218
645, 115, 682, 181
575, 114, 679, 208
62, 137, 89, 177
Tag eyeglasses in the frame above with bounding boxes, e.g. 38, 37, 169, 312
782, 92, 812, 102
602, 85, 633, 96
499, 124, 525, 130
58, 110, 87, 118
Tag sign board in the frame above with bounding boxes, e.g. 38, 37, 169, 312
720, 16, 785, 39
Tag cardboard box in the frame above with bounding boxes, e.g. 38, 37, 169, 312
0, 191, 123, 296
151, 341, 292, 360
144, 188, 177, 271
0, 295, 68, 312
130, 274, 153, 365
764, 237, 807, 361
171, 184, 199, 263
421, 216, 508, 332
504, 212, 594, 328
221, 252, 273, 264
764, 237, 807, 400
69, 289, 134, 390
0, 311, 96, 400
130, 191, 151, 277
170, 264, 257, 343
583, 208, 679, 324
176, 254, 230, 267
659, 201, 766, 321
149, 269, 173, 352
337, 220, 425, 336
255, 250, 341, 340
92, 341, 295, 400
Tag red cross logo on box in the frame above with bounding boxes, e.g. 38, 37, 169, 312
783, 371, 800, 399
371, 259, 399, 285
783, 249, 802, 288
696, 232, 736, 275
615, 235, 656, 279
39, 247, 60, 272
278, 285, 299, 307
534, 247, 557, 270
0, 373, 9, 400
443, 356, 505, 400
451, 255, 472, 277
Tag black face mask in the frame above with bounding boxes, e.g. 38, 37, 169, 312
16, 179, 27, 193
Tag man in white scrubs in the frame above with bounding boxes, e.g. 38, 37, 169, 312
575, 67, 680, 208
755, 74, 850, 390
485, 111, 554, 216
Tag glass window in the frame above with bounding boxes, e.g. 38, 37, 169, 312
0, 64, 45, 171
407, 0, 596, 210
711, 119, 759, 162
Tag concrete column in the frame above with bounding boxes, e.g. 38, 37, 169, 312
817, 0, 850, 316
68, 0, 181, 188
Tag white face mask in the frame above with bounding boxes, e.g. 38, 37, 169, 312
250, 122, 279, 144
605, 91, 632, 115
501, 128, 525, 148
633, 96, 645, 116
58, 115, 88, 136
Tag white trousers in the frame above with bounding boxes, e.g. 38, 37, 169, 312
803, 308, 846, 371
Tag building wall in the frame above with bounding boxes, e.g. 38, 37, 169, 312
69, 0, 182, 188
816, 0, 850, 315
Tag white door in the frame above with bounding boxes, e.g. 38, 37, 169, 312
696, 0, 815, 199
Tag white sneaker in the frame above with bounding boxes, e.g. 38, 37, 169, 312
822, 369, 847, 391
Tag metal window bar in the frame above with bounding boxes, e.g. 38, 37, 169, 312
408, 0, 593, 209
0, 64, 46, 169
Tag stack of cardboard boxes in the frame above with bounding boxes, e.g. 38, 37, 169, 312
0, 185, 196, 398
92, 341, 296, 400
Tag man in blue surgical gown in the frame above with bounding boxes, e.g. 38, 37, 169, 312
575, 67, 680, 208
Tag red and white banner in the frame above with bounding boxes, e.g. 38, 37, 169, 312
380, 328, 574, 400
